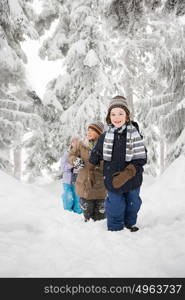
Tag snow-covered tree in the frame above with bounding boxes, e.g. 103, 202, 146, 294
35, 0, 59, 36
22, 97, 63, 182
137, 5, 185, 172
0, 0, 40, 177
38, 0, 116, 155
0, 88, 43, 177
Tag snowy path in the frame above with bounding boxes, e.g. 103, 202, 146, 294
0, 156, 185, 277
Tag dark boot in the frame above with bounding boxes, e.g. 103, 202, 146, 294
80, 198, 95, 221
93, 199, 106, 221
126, 225, 139, 232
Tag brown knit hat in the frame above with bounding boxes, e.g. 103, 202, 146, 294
106, 95, 130, 125
88, 120, 104, 135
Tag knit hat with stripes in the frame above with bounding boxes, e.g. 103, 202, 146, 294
106, 95, 131, 125
88, 121, 104, 135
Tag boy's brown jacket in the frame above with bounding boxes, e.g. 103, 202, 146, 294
68, 138, 107, 200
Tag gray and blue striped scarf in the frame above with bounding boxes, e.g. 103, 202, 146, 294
103, 124, 146, 162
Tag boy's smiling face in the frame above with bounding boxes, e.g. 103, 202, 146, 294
110, 107, 127, 128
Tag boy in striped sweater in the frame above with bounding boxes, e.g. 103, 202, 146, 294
88, 96, 147, 232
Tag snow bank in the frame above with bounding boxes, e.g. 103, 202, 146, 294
0, 155, 185, 277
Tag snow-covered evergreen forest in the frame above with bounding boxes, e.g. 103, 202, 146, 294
0, 0, 185, 180
1, 0, 185, 280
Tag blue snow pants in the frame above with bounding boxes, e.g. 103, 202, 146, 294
61, 183, 82, 214
106, 187, 142, 231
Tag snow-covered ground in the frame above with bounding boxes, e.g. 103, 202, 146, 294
0, 155, 185, 277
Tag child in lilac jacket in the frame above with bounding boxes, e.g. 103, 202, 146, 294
60, 151, 82, 214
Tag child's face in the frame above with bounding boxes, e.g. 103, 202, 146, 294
87, 128, 99, 140
110, 107, 127, 128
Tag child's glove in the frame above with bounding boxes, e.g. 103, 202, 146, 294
73, 157, 85, 169
112, 164, 136, 189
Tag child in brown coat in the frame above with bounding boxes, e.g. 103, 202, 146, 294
68, 121, 107, 222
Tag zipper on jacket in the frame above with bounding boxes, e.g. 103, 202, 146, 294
117, 133, 122, 172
